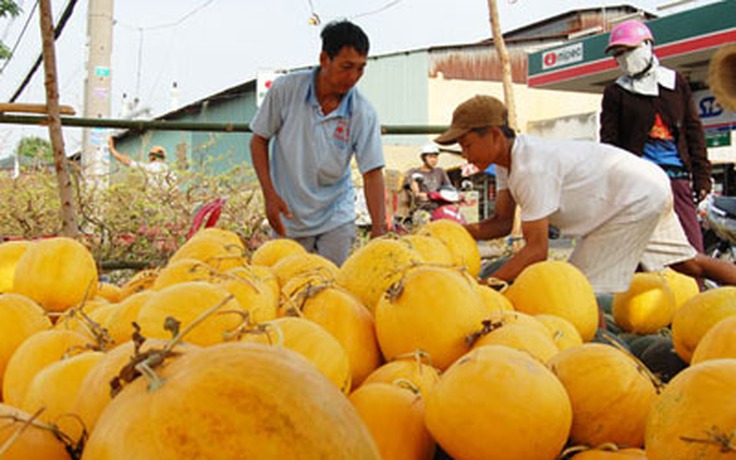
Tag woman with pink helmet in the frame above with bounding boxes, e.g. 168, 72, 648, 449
600, 19, 711, 257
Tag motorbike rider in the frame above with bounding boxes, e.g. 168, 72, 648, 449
404, 143, 452, 209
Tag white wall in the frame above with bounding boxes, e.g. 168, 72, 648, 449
427, 74, 603, 136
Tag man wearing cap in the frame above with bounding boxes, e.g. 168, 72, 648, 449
435, 94, 736, 293
108, 136, 172, 187
404, 143, 452, 206
600, 19, 711, 254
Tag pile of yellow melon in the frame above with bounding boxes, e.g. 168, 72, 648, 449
0, 220, 734, 460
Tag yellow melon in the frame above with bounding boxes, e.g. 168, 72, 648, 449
504, 260, 599, 341
360, 355, 441, 399
535, 314, 584, 351
284, 282, 381, 386
375, 265, 487, 370
12, 237, 99, 313
400, 234, 454, 265
82, 342, 380, 459
21, 350, 105, 440
250, 238, 307, 267
240, 317, 352, 394
0, 240, 33, 293
548, 343, 658, 447
474, 283, 514, 315
416, 219, 481, 277
2, 329, 95, 407
671, 286, 736, 363
0, 402, 70, 460
0, 294, 52, 399
645, 359, 736, 460
96, 281, 124, 303
337, 237, 424, 313
120, 268, 159, 299
215, 268, 278, 324
104, 290, 156, 345
349, 383, 435, 460
271, 252, 340, 288
136, 281, 243, 346
471, 323, 560, 363
425, 345, 572, 460
661, 268, 700, 309
690, 315, 736, 364
152, 258, 219, 290
72, 339, 197, 436
169, 233, 246, 272
612, 272, 676, 334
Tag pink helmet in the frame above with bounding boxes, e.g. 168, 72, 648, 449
605, 20, 654, 54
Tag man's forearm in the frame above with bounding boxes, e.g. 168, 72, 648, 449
363, 168, 387, 236
465, 217, 513, 241
250, 136, 276, 199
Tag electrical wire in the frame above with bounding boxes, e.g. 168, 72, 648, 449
113, 0, 217, 111
306, 0, 320, 25
8, 0, 79, 102
350, 0, 403, 19
310, 0, 405, 23
0, 0, 38, 74
115, 0, 216, 32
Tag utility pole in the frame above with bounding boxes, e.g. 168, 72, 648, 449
81, 0, 114, 186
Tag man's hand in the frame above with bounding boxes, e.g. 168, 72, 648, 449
264, 193, 292, 236
695, 188, 709, 204
369, 223, 387, 239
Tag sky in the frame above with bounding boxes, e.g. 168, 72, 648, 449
0, 0, 719, 157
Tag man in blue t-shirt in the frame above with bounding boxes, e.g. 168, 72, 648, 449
250, 20, 386, 266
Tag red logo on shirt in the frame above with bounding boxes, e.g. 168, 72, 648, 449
334, 119, 350, 143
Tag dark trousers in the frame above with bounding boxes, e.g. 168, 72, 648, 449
671, 178, 704, 253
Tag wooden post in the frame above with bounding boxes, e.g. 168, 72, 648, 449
487, 0, 522, 238
487, 0, 518, 131
39, 0, 79, 238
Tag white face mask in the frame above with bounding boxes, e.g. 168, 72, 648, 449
616, 42, 653, 77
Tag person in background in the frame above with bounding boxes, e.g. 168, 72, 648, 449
108, 136, 170, 175
249, 20, 386, 266
108, 136, 173, 189
600, 19, 711, 253
434, 94, 736, 294
404, 143, 452, 207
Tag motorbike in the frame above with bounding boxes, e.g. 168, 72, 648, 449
701, 194, 736, 262
392, 177, 468, 233
417, 186, 468, 226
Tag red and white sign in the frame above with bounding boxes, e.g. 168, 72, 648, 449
541, 42, 584, 71
256, 71, 285, 107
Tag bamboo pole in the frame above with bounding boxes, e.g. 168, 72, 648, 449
487, 0, 518, 130
487, 0, 521, 237
0, 114, 449, 135
0, 103, 76, 115
39, 0, 78, 237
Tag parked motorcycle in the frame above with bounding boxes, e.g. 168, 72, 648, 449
393, 181, 468, 233
412, 186, 467, 227
702, 194, 736, 262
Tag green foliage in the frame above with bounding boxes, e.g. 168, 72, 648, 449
0, 155, 269, 273
16, 136, 53, 164
0, 0, 20, 17
0, 43, 11, 60
0, 0, 20, 60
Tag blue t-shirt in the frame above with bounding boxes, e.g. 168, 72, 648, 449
250, 68, 384, 237
643, 112, 683, 169
643, 138, 683, 168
